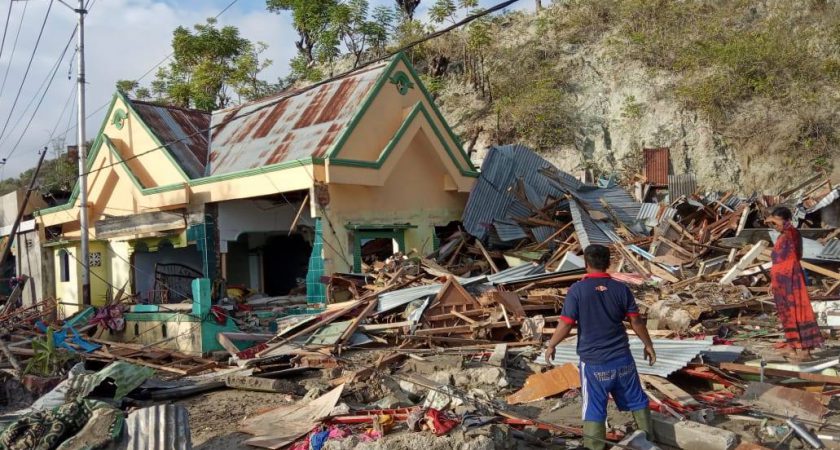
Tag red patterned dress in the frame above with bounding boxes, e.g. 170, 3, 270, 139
771, 222, 824, 350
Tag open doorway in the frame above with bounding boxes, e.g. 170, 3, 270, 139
262, 234, 311, 296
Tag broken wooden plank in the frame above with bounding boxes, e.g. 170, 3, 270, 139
475, 239, 500, 273
743, 382, 827, 422
506, 363, 580, 404
720, 362, 840, 385
720, 241, 769, 284
491, 291, 526, 319
641, 375, 700, 407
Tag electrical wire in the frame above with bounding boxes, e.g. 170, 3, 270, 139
0, 0, 29, 102
39, 0, 521, 186
1, 28, 77, 160
0, 0, 55, 144
0, 0, 13, 64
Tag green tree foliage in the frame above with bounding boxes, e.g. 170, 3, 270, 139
429, 0, 477, 24
148, 18, 273, 110
267, 0, 338, 65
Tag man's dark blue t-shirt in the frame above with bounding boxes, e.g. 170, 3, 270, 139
559, 273, 639, 364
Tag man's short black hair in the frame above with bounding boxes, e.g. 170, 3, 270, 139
583, 244, 611, 271
771, 206, 793, 221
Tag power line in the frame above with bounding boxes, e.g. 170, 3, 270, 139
0, 0, 13, 64
0, 0, 29, 102
0, 27, 77, 159
2, 30, 76, 161
50, 87, 77, 141
0, 0, 55, 144
54, 0, 521, 183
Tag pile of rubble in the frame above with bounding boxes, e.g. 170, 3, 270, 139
2, 145, 840, 449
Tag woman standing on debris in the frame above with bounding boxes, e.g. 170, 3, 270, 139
766, 206, 823, 361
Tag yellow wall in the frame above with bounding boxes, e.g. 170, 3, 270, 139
54, 245, 80, 318
335, 60, 472, 172
88, 241, 109, 307
102, 318, 201, 355
108, 241, 133, 297
321, 128, 469, 273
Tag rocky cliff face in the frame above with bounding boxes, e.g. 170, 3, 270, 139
434, 3, 840, 194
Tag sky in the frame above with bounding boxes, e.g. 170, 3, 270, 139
0, 0, 530, 178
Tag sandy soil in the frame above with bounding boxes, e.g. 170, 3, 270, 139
179, 388, 296, 450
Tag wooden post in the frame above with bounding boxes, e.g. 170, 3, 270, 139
720, 241, 769, 284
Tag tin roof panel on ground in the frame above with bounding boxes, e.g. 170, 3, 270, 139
535, 338, 714, 377
124, 404, 192, 450
569, 199, 613, 248
207, 61, 388, 176
486, 263, 546, 284
130, 100, 210, 179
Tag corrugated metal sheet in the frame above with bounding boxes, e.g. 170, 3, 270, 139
68, 361, 154, 400
208, 61, 388, 176
493, 219, 528, 242
535, 338, 714, 377
376, 284, 442, 314
486, 263, 545, 284
124, 404, 192, 450
636, 203, 676, 224
820, 240, 840, 260
462, 145, 561, 241
130, 100, 210, 179
644, 148, 670, 185
668, 174, 697, 199
532, 226, 555, 243
569, 199, 613, 248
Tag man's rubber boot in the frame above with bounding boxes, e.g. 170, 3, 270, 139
583, 420, 607, 450
632, 408, 656, 442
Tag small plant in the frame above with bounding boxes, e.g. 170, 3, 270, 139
620, 95, 645, 120
24, 327, 72, 377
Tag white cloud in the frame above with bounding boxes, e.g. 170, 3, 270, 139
0, 0, 533, 177
0, 0, 298, 177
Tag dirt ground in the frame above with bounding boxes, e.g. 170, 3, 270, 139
179, 388, 296, 450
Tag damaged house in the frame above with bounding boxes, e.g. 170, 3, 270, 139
34, 53, 477, 353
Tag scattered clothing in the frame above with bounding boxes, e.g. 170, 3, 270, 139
771, 222, 824, 350
89, 305, 125, 332
425, 409, 459, 436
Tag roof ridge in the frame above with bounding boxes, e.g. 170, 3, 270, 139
129, 98, 211, 115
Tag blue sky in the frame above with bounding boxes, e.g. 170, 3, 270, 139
0, 0, 530, 177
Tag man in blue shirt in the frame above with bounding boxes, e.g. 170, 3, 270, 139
545, 244, 657, 450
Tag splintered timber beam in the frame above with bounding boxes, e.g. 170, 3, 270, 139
720, 240, 769, 284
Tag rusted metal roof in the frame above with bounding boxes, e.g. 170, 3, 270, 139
130, 100, 210, 179
644, 147, 670, 185
207, 61, 389, 176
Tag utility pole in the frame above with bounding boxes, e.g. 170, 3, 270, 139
0, 149, 47, 270
76, 0, 90, 306
58, 0, 90, 305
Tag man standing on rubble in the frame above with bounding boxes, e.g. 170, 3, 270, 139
544, 244, 656, 450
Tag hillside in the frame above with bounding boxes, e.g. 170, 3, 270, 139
418, 0, 840, 193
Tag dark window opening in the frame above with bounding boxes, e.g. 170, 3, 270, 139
361, 238, 394, 268
59, 250, 70, 282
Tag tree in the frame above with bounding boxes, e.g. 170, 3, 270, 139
115, 80, 139, 95
145, 18, 272, 110
429, 0, 477, 24
331, 0, 372, 67
267, 0, 338, 65
396, 0, 421, 21
368, 6, 396, 58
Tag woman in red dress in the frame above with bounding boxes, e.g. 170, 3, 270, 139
766, 206, 823, 361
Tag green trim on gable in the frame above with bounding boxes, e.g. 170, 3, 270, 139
329, 102, 479, 177
116, 91, 193, 182
325, 53, 477, 175
35, 94, 190, 218
188, 157, 318, 186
